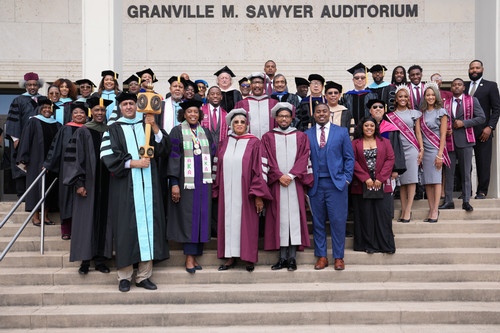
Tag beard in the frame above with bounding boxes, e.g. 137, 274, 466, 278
469, 71, 483, 81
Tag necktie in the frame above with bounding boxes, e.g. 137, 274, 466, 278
470, 81, 477, 96
320, 126, 326, 148
415, 86, 421, 107
212, 107, 218, 129
454, 98, 461, 118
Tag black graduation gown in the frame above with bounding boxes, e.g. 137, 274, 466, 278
101, 121, 171, 269
16, 116, 60, 211
296, 96, 326, 131
370, 85, 397, 113
43, 124, 81, 220
166, 125, 214, 244
341, 91, 378, 124
5, 94, 39, 179
220, 89, 242, 113
63, 126, 112, 262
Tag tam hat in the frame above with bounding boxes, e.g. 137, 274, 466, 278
271, 102, 294, 119
214, 66, 236, 77
116, 92, 138, 104
324, 81, 343, 94
179, 100, 203, 111
24, 72, 39, 81
101, 70, 119, 80
136, 68, 158, 83
307, 74, 325, 85
75, 79, 96, 87
295, 77, 310, 86
123, 74, 140, 86
225, 108, 248, 127
168, 76, 187, 87
247, 72, 266, 81
87, 96, 113, 109
367, 99, 386, 109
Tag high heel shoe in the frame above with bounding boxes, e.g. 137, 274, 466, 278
427, 211, 439, 223
400, 212, 412, 223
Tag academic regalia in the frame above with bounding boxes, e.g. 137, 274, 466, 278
166, 125, 214, 244
234, 95, 278, 139
271, 93, 301, 127
220, 89, 243, 113
379, 120, 407, 175
213, 134, 272, 264
296, 95, 327, 131
55, 98, 73, 125
201, 104, 228, 148
341, 90, 378, 125
5, 93, 40, 180
368, 82, 397, 113
43, 122, 84, 220
16, 115, 61, 212
328, 104, 355, 138
63, 122, 112, 262
91, 91, 119, 121
157, 96, 182, 134
100, 118, 171, 269
262, 128, 313, 251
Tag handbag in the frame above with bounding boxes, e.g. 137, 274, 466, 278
362, 182, 384, 199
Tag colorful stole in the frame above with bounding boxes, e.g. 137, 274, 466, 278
379, 120, 398, 133
66, 122, 84, 128
421, 111, 451, 167
407, 83, 425, 109
386, 111, 419, 151
443, 95, 476, 150
181, 121, 212, 189
121, 119, 154, 262
307, 95, 326, 117
201, 105, 228, 143
33, 114, 57, 124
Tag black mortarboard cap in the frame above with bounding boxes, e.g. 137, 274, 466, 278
347, 63, 368, 75
123, 74, 140, 86
168, 76, 187, 87
324, 81, 343, 93
75, 79, 96, 87
366, 99, 386, 109
101, 70, 119, 80
239, 77, 250, 85
184, 80, 199, 94
368, 64, 387, 73
37, 97, 59, 109
116, 92, 138, 104
70, 101, 87, 112
136, 68, 158, 83
308, 74, 325, 85
86, 96, 113, 109
214, 66, 236, 77
295, 77, 310, 86
180, 100, 203, 111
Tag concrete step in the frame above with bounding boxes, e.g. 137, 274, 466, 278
2, 232, 500, 253
2, 302, 500, 328
3, 248, 500, 268
2, 281, 500, 306
394, 198, 500, 209
2, 264, 500, 286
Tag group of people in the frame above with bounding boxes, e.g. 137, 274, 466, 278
4, 59, 499, 292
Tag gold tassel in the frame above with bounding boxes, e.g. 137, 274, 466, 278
99, 98, 104, 107
88, 108, 91, 118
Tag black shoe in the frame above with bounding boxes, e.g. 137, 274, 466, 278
185, 266, 196, 274
439, 202, 455, 209
365, 249, 376, 254
246, 264, 255, 272
194, 265, 202, 271
462, 202, 474, 212
458, 194, 464, 199
136, 278, 157, 290
475, 193, 486, 199
271, 258, 288, 270
95, 264, 110, 273
218, 260, 236, 271
119, 279, 130, 292
287, 258, 297, 271
78, 265, 89, 275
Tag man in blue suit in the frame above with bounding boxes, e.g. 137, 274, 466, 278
305, 103, 355, 270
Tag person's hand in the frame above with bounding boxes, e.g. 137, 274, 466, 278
391, 172, 398, 180
453, 119, 464, 129
76, 187, 87, 197
145, 114, 160, 134
131, 157, 150, 168
13, 140, 19, 149
279, 175, 292, 187
255, 197, 264, 214
365, 178, 374, 189
434, 156, 443, 170
171, 185, 180, 203
480, 127, 492, 142
373, 180, 382, 190
417, 149, 424, 165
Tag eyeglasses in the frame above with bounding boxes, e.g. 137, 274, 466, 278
353, 76, 366, 80
326, 91, 339, 95
371, 105, 384, 109
276, 114, 292, 119
233, 120, 246, 125
80, 85, 92, 89
310, 81, 323, 86
241, 84, 250, 87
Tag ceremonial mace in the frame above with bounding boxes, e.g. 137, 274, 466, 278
137, 82, 162, 158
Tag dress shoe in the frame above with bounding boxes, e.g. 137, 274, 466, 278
245, 264, 255, 272
136, 278, 157, 290
365, 249, 376, 254
458, 194, 464, 199
78, 265, 89, 275
287, 258, 297, 271
271, 258, 288, 270
475, 193, 486, 199
314, 257, 328, 270
194, 265, 202, 271
334, 258, 345, 271
95, 264, 110, 273
186, 266, 196, 274
119, 279, 130, 292
462, 202, 474, 212
218, 260, 236, 271
439, 202, 455, 209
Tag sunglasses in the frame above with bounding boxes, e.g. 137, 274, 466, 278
80, 85, 92, 89
353, 76, 366, 80
233, 120, 246, 124
241, 84, 250, 87
372, 105, 384, 109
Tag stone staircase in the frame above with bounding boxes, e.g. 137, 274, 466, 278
1, 199, 500, 332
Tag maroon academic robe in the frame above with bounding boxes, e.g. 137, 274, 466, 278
261, 128, 313, 251
213, 133, 272, 263
234, 95, 278, 139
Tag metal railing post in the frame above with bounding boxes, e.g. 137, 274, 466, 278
40, 171, 45, 255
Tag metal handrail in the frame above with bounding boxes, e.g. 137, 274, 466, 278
0, 170, 58, 261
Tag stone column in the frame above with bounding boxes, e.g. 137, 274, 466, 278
82, 0, 122, 86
